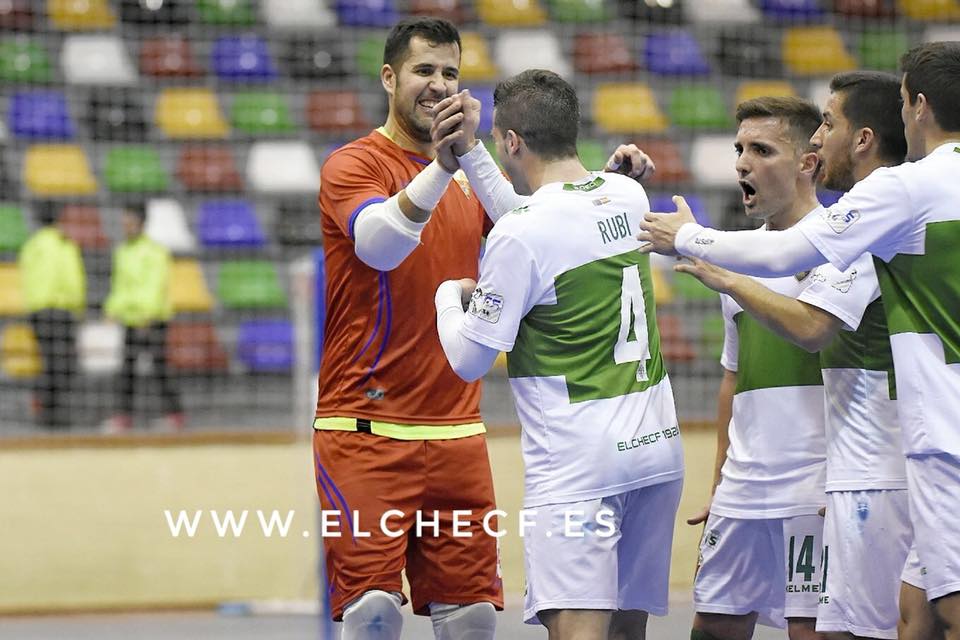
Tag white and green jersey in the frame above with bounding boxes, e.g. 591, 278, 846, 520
460, 173, 684, 508
798, 254, 905, 492
798, 143, 960, 457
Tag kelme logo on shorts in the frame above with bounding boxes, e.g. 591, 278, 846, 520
705, 529, 721, 547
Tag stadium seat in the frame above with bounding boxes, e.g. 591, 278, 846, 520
717, 27, 782, 77
356, 35, 386, 79
897, 0, 960, 19
284, 36, 349, 80
634, 138, 690, 185
155, 88, 229, 139
85, 91, 148, 142
176, 146, 243, 192
9, 91, 75, 140
196, 0, 257, 25
218, 261, 288, 309
577, 139, 608, 171
48, 0, 116, 29
104, 146, 169, 193
0, 323, 41, 378
246, 142, 320, 194
650, 263, 674, 305
169, 259, 214, 312
858, 29, 909, 70
495, 31, 570, 78
674, 271, 719, 302
617, 0, 686, 23
922, 24, 960, 42
0, 0, 35, 30
211, 36, 278, 82
834, 0, 898, 17
231, 92, 295, 134
691, 135, 737, 188
140, 36, 205, 78
657, 313, 697, 363
166, 322, 230, 373
459, 32, 498, 82
307, 90, 370, 134
146, 199, 197, 253
0, 205, 29, 253
644, 32, 711, 77
61, 35, 137, 85
197, 200, 266, 249
478, 0, 547, 26
782, 26, 857, 76
275, 200, 323, 246
648, 193, 712, 227
261, 0, 336, 29
685, 0, 761, 23
758, 0, 824, 20
0, 40, 54, 83
0, 264, 26, 315
118, 0, 190, 26
23, 145, 98, 195
335, 0, 399, 27
573, 33, 638, 75
237, 319, 294, 372
701, 312, 726, 360
408, 0, 472, 22
734, 81, 797, 107
592, 83, 668, 134
59, 205, 110, 251
669, 87, 730, 130
807, 79, 831, 112
77, 320, 123, 375
818, 189, 844, 207
549, 0, 610, 22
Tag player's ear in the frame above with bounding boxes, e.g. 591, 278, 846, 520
799, 150, 819, 177
914, 92, 928, 123
381, 64, 396, 97
505, 130, 522, 157
854, 127, 875, 157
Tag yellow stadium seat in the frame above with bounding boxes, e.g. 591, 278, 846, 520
0, 264, 25, 316
169, 259, 215, 313
493, 351, 507, 371
592, 84, 668, 134
155, 88, 229, 139
897, 0, 960, 19
48, 0, 116, 30
23, 145, 98, 196
459, 32, 498, 82
477, 0, 547, 26
651, 264, 675, 306
1, 323, 41, 378
734, 81, 798, 107
783, 27, 856, 76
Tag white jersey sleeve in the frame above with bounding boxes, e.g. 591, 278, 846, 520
796, 252, 881, 332
798, 167, 917, 271
720, 294, 739, 372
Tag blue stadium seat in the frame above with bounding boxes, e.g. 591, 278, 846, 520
335, 0, 399, 27
818, 190, 843, 207
197, 199, 266, 248
9, 91, 74, 140
237, 319, 294, 372
211, 36, 278, 82
463, 86, 494, 136
758, 0, 824, 20
648, 194, 711, 227
644, 32, 711, 77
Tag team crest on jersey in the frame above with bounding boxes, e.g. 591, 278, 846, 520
452, 170, 472, 198
831, 269, 858, 293
592, 196, 611, 206
468, 287, 504, 323
822, 208, 860, 234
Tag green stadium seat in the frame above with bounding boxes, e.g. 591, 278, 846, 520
231, 92, 295, 135
0, 205, 29, 252
859, 29, 909, 70
669, 87, 730, 130
104, 146, 169, 193
577, 140, 608, 171
196, 0, 256, 25
549, 0, 609, 22
218, 261, 288, 309
0, 40, 53, 83
701, 312, 726, 361
673, 272, 720, 301
356, 35, 386, 79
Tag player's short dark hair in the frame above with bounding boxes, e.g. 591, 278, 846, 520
383, 17, 461, 68
829, 71, 907, 164
493, 69, 579, 161
900, 41, 960, 132
735, 96, 822, 154
34, 201, 60, 227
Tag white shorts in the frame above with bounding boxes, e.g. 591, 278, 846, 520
694, 514, 824, 629
816, 489, 911, 639
901, 543, 926, 589
522, 479, 682, 625
906, 453, 960, 600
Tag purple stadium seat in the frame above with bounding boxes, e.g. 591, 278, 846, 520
9, 91, 74, 140
237, 319, 294, 372
818, 189, 843, 207
644, 32, 711, 77
335, 0, 399, 27
462, 86, 494, 135
759, 0, 825, 20
648, 193, 711, 227
197, 200, 265, 248
211, 36, 277, 82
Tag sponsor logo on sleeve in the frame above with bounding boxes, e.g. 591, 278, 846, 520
831, 269, 858, 293
822, 208, 860, 234
468, 288, 504, 324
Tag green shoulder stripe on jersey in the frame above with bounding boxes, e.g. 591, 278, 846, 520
734, 311, 823, 394
875, 221, 960, 365
507, 250, 666, 403
819, 296, 897, 399
563, 176, 605, 192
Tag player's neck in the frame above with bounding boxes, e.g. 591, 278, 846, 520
380, 116, 434, 159
767, 192, 819, 231
853, 155, 892, 182
531, 157, 591, 192
925, 128, 960, 155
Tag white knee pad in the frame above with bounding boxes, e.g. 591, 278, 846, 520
341, 590, 403, 640
429, 602, 497, 640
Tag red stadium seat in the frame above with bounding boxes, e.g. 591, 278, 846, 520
634, 139, 691, 185
307, 90, 370, 133
166, 322, 230, 373
573, 33, 638, 75
59, 205, 109, 251
176, 146, 244, 193
140, 36, 204, 78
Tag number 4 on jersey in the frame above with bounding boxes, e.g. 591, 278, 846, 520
615, 265, 651, 382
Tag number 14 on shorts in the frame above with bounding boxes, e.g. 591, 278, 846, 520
786, 534, 828, 595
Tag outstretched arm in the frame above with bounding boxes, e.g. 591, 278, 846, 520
435, 279, 500, 382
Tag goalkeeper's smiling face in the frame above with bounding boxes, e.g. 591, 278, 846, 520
384, 36, 461, 144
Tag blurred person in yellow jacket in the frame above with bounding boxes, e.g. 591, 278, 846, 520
102, 204, 183, 433
18, 202, 86, 428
